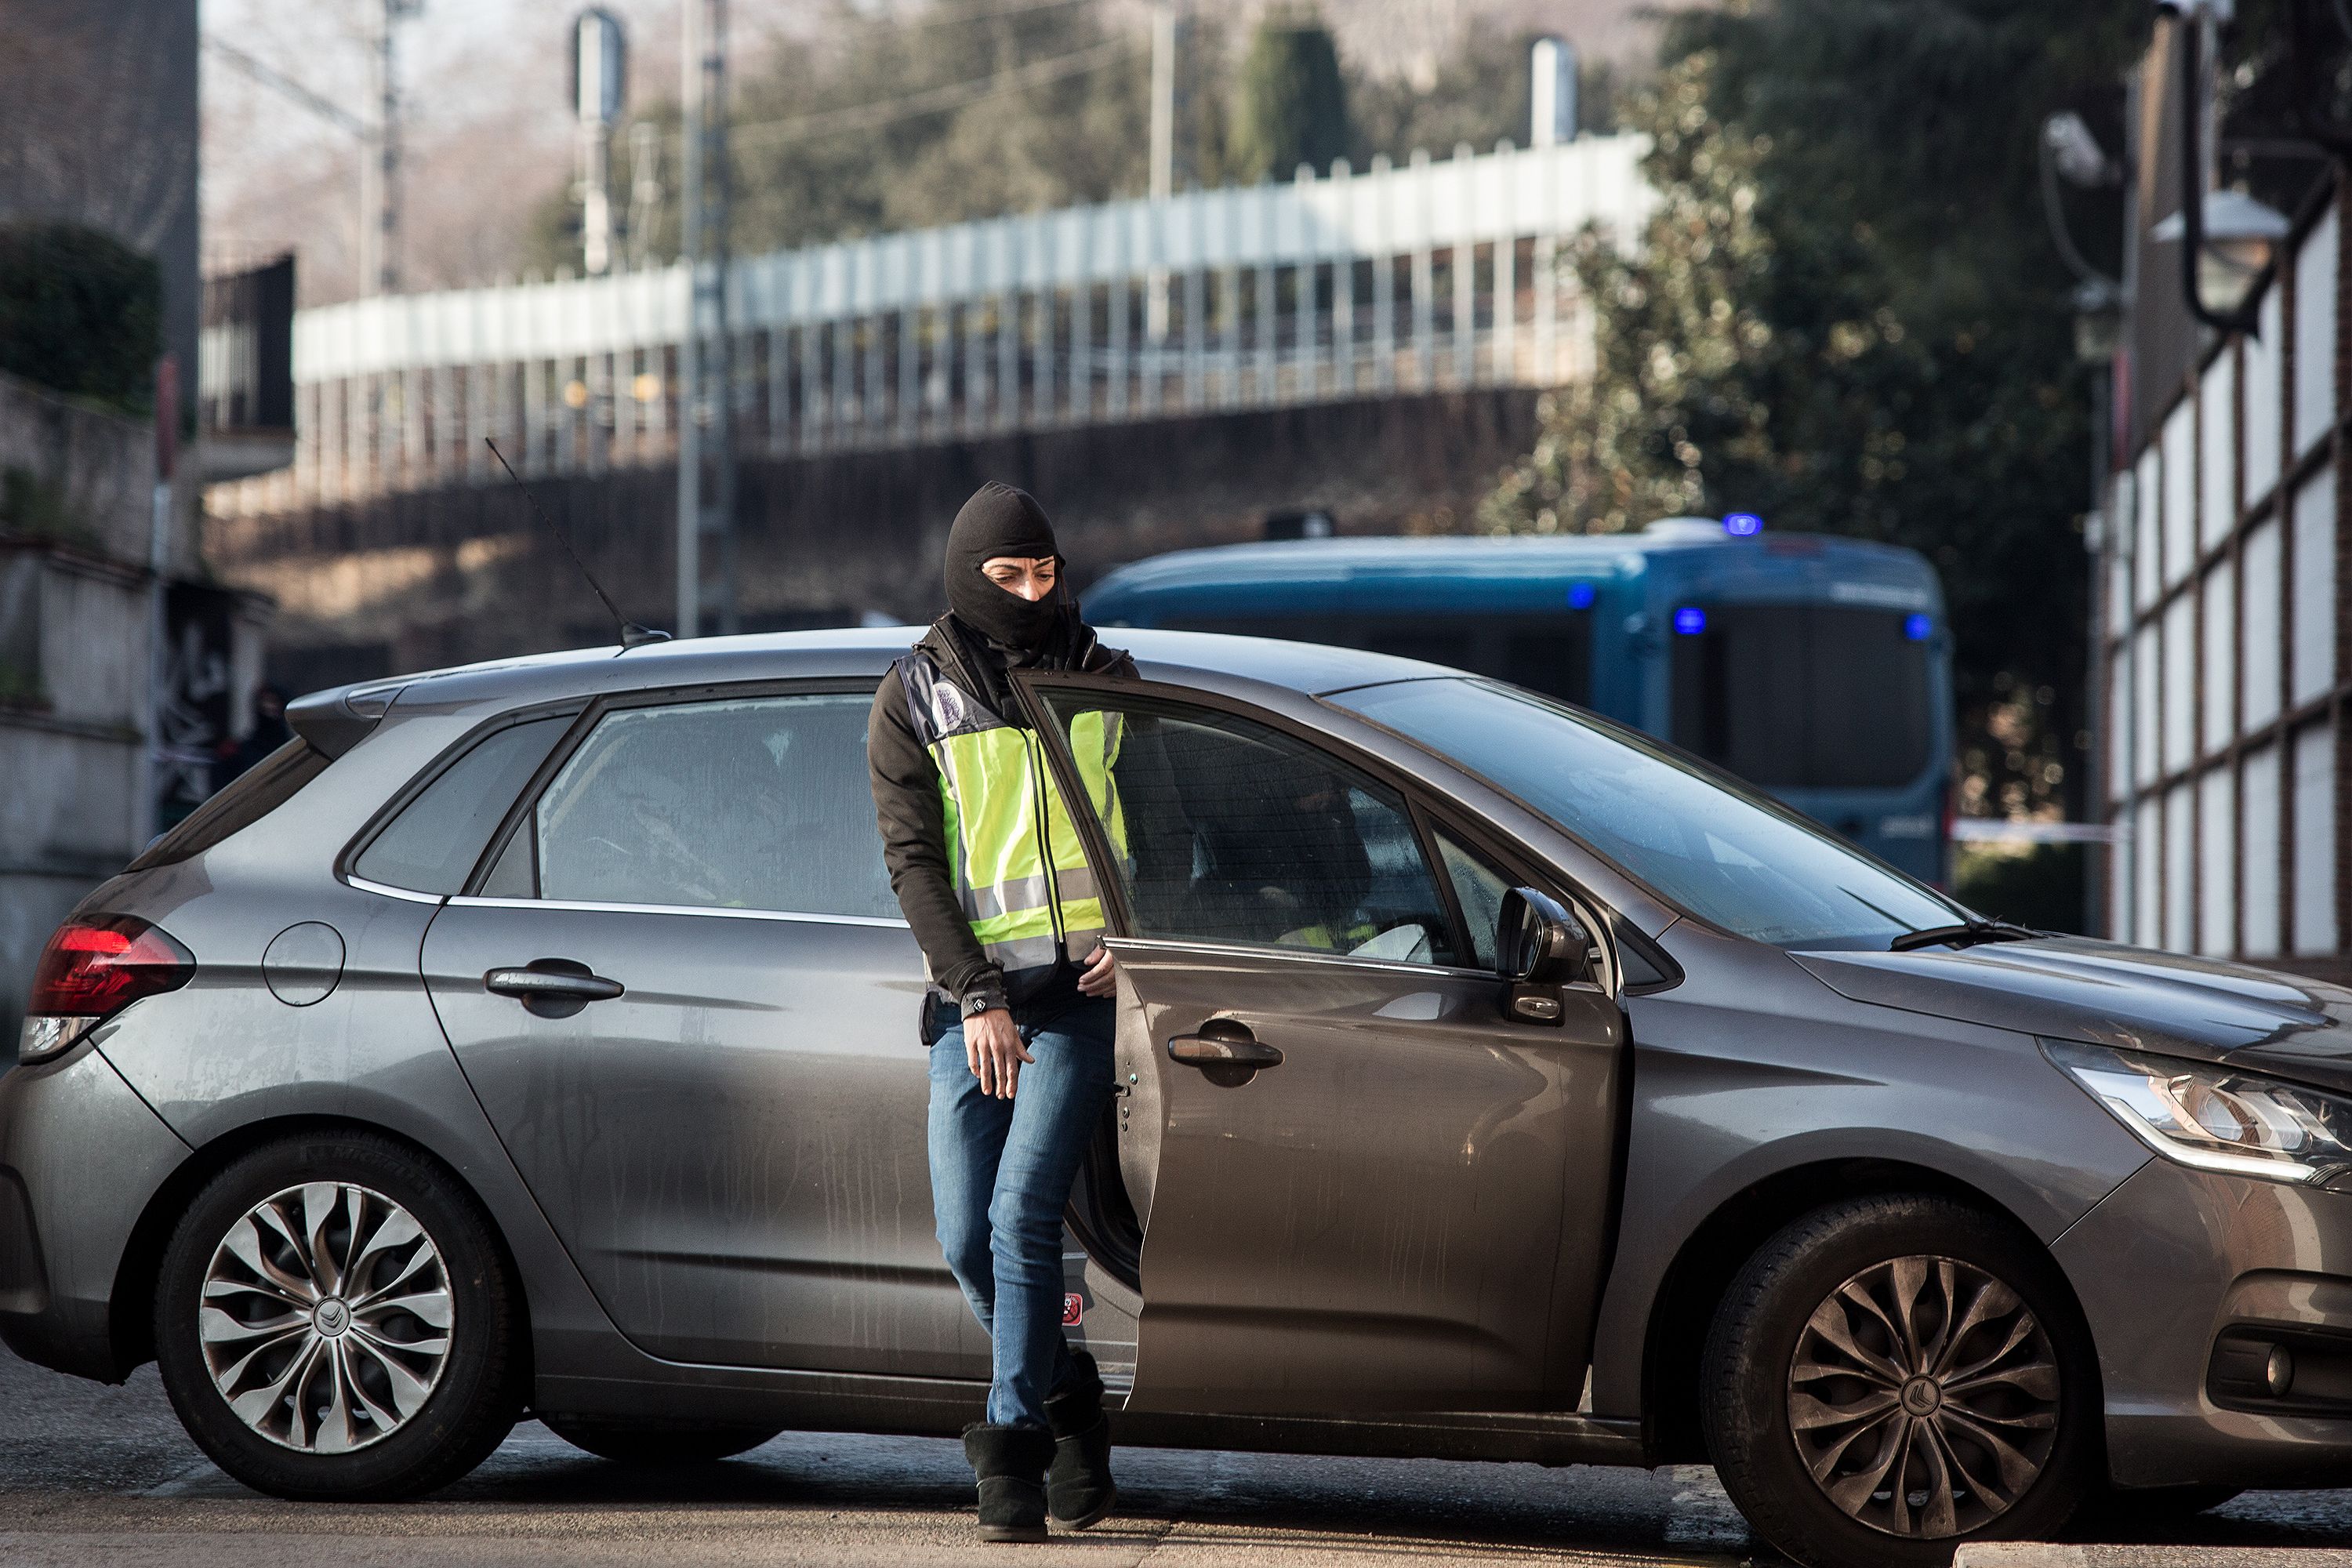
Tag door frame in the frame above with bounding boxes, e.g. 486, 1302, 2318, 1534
455, 676, 887, 902
1011, 668, 1627, 990
1012, 668, 1644, 1392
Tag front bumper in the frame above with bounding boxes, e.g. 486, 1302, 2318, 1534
2056, 1154, 2352, 1489
0, 1037, 190, 1381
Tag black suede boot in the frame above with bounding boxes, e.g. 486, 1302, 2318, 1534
1044, 1350, 1116, 1529
963, 1422, 1054, 1542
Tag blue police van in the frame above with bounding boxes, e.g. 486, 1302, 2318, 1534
1083, 516, 1954, 884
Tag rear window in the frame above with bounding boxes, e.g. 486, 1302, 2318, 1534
126, 741, 330, 871
1668, 604, 1932, 789
1163, 610, 1592, 706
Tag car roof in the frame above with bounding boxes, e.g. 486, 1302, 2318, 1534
309, 624, 1453, 732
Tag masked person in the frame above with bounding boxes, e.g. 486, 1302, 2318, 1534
867, 482, 1126, 1542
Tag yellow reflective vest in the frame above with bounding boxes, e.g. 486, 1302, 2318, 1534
895, 651, 1127, 985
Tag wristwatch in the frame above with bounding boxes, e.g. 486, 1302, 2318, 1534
960, 993, 1000, 1020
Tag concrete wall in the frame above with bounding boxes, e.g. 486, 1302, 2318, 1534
0, 378, 159, 1039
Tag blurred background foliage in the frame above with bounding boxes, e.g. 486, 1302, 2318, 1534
1484, 0, 2154, 926
525, 2, 1621, 270
0, 223, 162, 413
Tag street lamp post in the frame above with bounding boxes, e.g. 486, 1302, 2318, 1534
2153, 0, 2292, 335
676, 0, 735, 639
571, 9, 627, 278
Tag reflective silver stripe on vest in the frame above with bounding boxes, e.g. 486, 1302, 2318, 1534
957, 864, 1105, 922
982, 931, 1065, 972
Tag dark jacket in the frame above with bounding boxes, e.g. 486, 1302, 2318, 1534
867, 613, 1135, 1017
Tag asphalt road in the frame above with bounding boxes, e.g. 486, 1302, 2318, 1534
6, 1348, 2352, 1567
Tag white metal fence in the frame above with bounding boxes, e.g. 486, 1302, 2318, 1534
208, 134, 1653, 518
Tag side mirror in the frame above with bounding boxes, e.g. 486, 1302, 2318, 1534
1498, 886, 1592, 1023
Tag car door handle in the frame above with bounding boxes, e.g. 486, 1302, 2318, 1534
483, 962, 624, 1015
1167, 1026, 1283, 1087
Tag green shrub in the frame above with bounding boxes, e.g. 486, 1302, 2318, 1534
1229, 15, 1349, 183
0, 223, 162, 410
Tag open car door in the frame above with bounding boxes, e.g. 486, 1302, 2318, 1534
1030, 680, 1625, 1415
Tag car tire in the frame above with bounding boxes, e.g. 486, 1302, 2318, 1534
153, 1131, 524, 1501
540, 1414, 782, 1464
1700, 1194, 2097, 1568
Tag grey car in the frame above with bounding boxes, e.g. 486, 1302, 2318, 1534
8, 629, 2352, 1568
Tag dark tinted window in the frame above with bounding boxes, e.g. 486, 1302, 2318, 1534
1668, 604, 1931, 789
126, 740, 329, 870
1040, 692, 1463, 966
512, 693, 897, 917
1168, 611, 1592, 706
353, 717, 570, 894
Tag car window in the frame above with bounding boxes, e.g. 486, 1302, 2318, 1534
352, 717, 571, 894
1038, 690, 1464, 966
1435, 829, 1511, 971
492, 692, 898, 919
1332, 677, 1963, 949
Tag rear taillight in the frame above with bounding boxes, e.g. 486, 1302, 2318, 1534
19, 916, 194, 1064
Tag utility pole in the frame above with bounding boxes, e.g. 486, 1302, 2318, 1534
675, 0, 735, 637
358, 0, 421, 296
572, 10, 627, 277
1146, 1, 1189, 344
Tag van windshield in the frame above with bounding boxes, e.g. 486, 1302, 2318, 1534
1330, 677, 1962, 949
1156, 610, 1592, 706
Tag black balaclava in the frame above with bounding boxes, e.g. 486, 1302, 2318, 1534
944, 481, 1067, 656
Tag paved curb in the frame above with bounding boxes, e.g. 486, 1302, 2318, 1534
1956, 1548, 2352, 1567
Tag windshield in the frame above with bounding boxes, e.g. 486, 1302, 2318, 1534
1330, 677, 1963, 948
1669, 604, 1933, 789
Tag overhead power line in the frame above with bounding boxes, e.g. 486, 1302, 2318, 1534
727, 35, 1137, 151
202, 34, 368, 139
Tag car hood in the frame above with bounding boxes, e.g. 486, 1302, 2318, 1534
1792, 937, 2352, 1094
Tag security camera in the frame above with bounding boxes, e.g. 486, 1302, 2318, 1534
2042, 111, 2119, 187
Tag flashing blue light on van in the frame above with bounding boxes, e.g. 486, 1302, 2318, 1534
1567, 583, 1597, 610
1673, 607, 1708, 635
1723, 513, 1764, 536
1905, 613, 1933, 641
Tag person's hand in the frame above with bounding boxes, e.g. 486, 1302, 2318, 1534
1078, 942, 1116, 998
967, 1007, 1032, 1099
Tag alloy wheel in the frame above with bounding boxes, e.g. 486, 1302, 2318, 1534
1786, 1253, 2060, 1539
197, 1181, 456, 1454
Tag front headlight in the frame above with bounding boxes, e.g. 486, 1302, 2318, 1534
2043, 1037, 2352, 1187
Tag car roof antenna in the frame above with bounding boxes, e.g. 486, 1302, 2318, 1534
484, 437, 671, 652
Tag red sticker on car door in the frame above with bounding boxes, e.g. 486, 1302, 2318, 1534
1062, 1292, 1083, 1326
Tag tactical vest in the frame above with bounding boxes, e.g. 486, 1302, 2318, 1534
895, 651, 1128, 988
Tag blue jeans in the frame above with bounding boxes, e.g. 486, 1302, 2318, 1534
928, 996, 1116, 1428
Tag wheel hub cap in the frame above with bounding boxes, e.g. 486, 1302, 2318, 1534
198, 1181, 456, 1454
1786, 1254, 2060, 1540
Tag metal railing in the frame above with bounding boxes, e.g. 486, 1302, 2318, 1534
209, 134, 1653, 517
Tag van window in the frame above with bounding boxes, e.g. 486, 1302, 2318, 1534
1669, 604, 1932, 789
1168, 611, 1592, 705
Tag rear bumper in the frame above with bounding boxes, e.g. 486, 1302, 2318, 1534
0, 1038, 189, 1381
2056, 1156, 2352, 1489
